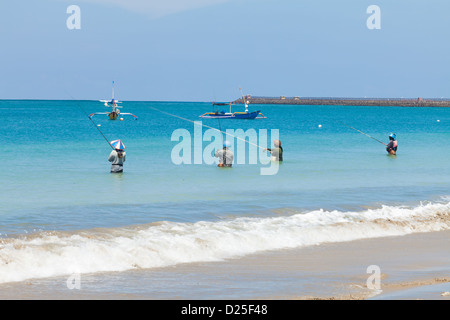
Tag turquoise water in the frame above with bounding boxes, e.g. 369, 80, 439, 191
2, 100, 449, 232
0, 99, 449, 285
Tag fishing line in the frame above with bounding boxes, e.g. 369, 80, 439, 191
147, 105, 267, 150
66, 91, 114, 150
339, 122, 387, 146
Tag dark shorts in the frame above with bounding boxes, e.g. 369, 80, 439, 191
111, 164, 123, 173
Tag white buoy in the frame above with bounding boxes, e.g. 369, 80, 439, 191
318, 124, 322, 128
437, 120, 440, 122
97, 124, 101, 127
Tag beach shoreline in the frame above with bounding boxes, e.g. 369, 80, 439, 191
0, 230, 448, 300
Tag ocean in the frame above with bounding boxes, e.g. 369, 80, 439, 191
0, 100, 449, 298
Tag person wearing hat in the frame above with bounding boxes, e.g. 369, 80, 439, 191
215, 140, 234, 167
265, 139, 283, 161
386, 133, 398, 155
108, 140, 126, 173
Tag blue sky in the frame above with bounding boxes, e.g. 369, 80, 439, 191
1, 0, 449, 101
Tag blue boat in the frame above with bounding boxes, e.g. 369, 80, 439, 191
200, 99, 266, 120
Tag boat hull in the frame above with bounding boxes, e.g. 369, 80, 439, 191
199, 111, 265, 119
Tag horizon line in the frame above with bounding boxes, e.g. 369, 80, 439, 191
1, 96, 450, 102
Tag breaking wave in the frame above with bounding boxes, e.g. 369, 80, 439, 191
0, 201, 449, 284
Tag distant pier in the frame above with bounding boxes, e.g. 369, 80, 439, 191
232, 96, 450, 107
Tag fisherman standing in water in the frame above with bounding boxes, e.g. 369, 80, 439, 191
386, 133, 398, 155
265, 139, 283, 161
108, 139, 126, 173
215, 141, 234, 167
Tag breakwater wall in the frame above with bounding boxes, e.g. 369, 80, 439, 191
232, 97, 450, 107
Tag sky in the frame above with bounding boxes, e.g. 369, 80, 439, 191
1, 0, 450, 101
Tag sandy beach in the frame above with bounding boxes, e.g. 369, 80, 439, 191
0, 229, 448, 300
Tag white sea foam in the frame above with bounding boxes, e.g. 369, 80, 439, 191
0, 201, 449, 284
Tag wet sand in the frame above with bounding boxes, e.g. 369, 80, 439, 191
0, 230, 448, 300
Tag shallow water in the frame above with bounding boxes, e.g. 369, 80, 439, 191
1, 100, 449, 285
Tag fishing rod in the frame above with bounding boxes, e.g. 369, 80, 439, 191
211, 91, 224, 143
66, 91, 115, 150
217, 118, 223, 142
340, 122, 387, 146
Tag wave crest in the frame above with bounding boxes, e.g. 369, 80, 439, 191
0, 201, 449, 284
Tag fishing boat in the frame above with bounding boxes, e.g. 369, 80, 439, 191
199, 102, 266, 119
89, 81, 138, 120
199, 88, 266, 120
